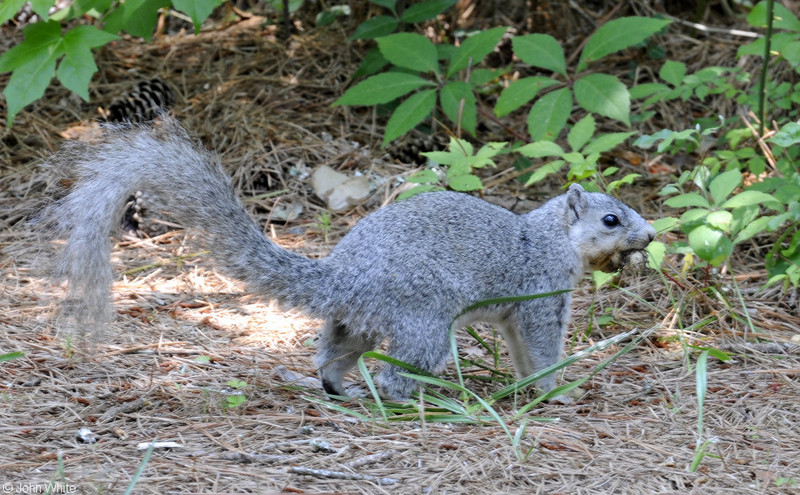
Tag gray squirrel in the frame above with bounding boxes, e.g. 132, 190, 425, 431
39, 117, 655, 400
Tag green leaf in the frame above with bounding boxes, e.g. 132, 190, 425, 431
102, 0, 170, 40
353, 47, 389, 78
0, 0, 27, 25
400, 0, 457, 23
652, 216, 679, 233
733, 215, 773, 243
408, 169, 440, 183
568, 114, 596, 152
688, 225, 732, 266
659, 59, 686, 87
524, 160, 565, 186
646, 240, 666, 270
0, 350, 25, 362
333, 72, 435, 106
769, 122, 800, 147
2, 21, 66, 125
494, 76, 559, 117
369, 0, 397, 14
527, 87, 572, 141
440, 81, 476, 135
447, 26, 507, 78
172, 0, 222, 33
706, 210, 733, 233
348, 15, 398, 40
578, 17, 672, 71
0, 20, 63, 73
448, 174, 483, 191
664, 193, 710, 209
57, 25, 117, 100
397, 184, 446, 200
574, 73, 630, 126
747, 1, 800, 31
582, 131, 635, 154
708, 169, 742, 205
377, 33, 439, 74
628, 82, 670, 99
721, 190, 782, 211
512, 33, 566, 76
516, 141, 564, 158
383, 89, 437, 146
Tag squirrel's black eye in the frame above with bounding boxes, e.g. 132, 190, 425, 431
602, 214, 620, 227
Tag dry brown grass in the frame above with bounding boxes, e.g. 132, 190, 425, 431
2, 3, 800, 493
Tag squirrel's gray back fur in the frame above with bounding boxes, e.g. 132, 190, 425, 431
39, 116, 655, 400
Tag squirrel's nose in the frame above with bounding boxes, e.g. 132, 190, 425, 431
645, 224, 656, 243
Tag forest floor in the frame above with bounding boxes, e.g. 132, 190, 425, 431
1, 3, 799, 494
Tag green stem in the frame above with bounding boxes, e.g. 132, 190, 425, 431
758, 0, 774, 136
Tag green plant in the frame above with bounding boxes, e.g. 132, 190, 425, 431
0, 351, 24, 362
338, 14, 672, 199
316, 210, 332, 243
223, 378, 247, 409
0, 0, 223, 125
401, 137, 506, 198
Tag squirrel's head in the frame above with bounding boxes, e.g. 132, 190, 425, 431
564, 184, 656, 273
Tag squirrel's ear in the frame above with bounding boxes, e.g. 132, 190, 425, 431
566, 183, 588, 223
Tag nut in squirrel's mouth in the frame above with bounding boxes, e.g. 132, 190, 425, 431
592, 249, 649, 273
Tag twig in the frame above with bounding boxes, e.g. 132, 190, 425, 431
288, 466, 398, 485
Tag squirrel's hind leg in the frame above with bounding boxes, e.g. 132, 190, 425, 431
315, 319, 379, 397
374, 320, 452, 400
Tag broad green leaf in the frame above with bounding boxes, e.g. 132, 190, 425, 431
527, 87, 572, 141
102, 0, 170, 40
30, 0, 52, 20
494, 76, 559, 117
448, 174, 483, 191
652, 217, 679, 233
348, 15, 398, 40
383, 89, 437, 146
57, 41, 98, 101
400, 0, 457, 23
770, 122, 800, 147
0, 20, 63, 73
582, 131, 635, 154
378, 33, 439, 74
469, 68, 502, 85
56, 26, 118, 101
688, 225, 732, 266
353, 47, 389, 78
706, 210, 733, 233
721, 190, 782, 211
733, 215, 774, 243
333, 72, 435, 106
628, 82, 670, 99
578, 17, 672, 71
708, 169, 742, 205
408, 169, 440, 183
664, 193, 710, 209
568, 114, 596, 152
646, 240, 666, 270
747, 1, 800, 31
512, 33, 566, 76
660, 59, 686, 86
173, 0, 223, 33
369, 0, 397, 14
5, 49, 59, 125
440, 81, 476, 135
447, 26, 507, 78
0, 0, 27, 25
516, 141, 564, 158
525, 160, 565, 186
574, 73, 630, 126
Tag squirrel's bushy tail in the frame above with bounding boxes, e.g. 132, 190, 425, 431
39, 117, 328, 338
